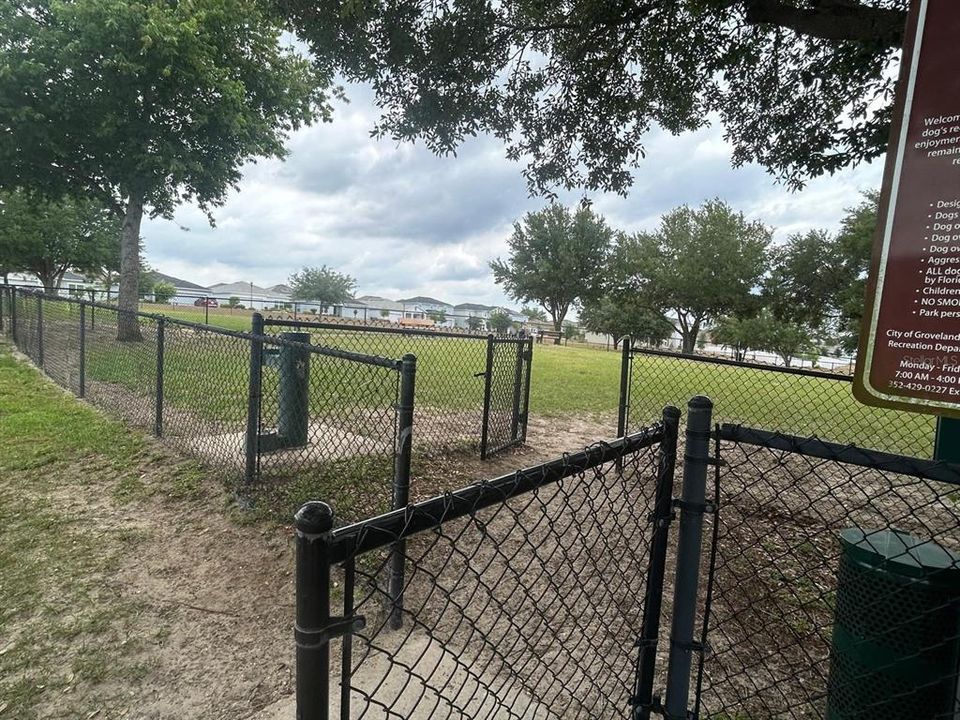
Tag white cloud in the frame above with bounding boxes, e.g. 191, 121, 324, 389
142, 85, 884, 306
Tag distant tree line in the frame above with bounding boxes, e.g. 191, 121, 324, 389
492, 194, 878, 364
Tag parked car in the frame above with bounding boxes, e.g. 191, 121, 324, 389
193, 297, 218, 307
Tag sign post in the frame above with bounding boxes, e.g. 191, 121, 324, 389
855, 0, 960, 422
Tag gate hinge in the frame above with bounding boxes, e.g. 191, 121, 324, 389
295, 615, 365, 650
672, 498, 718, 515
522, 350, 533, 361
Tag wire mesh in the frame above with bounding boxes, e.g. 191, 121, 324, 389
256, 334, 401, 495
482, 337, 531, 457
624, 345, 937, 458
324, 432, 666, 720
158, 320, 252, 478
695, 426, 960, 719
263, 319, 531, 457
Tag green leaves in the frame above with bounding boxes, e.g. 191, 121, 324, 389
616, 199, 771, 352
0, 190, 120, 289
490, 204, 614, 330
289, 265, 357, 306
280, 0, 906, 196
0, 0, 333, 216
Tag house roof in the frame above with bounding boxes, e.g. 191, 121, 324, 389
209, 282, 274, 296
62, 271, 95, 284
357, 295, 403, 311
397, 296, 452, 307
266, 284, 292, 297
454, 303, 493, 311
147, 271, 210, 292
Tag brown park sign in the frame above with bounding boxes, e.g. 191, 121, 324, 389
854, 0, 960, 417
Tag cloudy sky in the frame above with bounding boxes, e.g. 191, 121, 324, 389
143, 82, 883, 308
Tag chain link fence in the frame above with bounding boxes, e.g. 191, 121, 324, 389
619, 339, 937, 459
681, 425, 960, 720
293, 421, 672, 720
0, 288, 408, 516
262, 317, 532, 458
292, 394, 960, 720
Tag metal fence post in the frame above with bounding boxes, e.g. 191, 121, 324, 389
617, 336, 633, 437
520, 336, 534, 443
37, 294, 44, 369
663, 396, 714, 719
295, 501, 334, 720
10, 288, 17, 344
510, 337, 525, 442
155, 317, 165, 437
479, 334, 495, 460
245, 313, 265, 484
389, 353, 417, 630
632, 405, 681, 720
0, 286, 4, 333
79, 302, 86, 398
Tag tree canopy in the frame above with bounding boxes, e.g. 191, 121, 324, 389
280, 0, 906, 195
0, 190, 120, 291
579, 295, 674, 349
617, 199, 771, 353
487, 309, 513, 335
490, 204, 614, 331
0, 0, 334, 338
289, 265, 357, 307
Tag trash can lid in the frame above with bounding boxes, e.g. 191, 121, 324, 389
840, 528, 960, 584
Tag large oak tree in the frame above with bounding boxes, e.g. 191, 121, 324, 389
279, 0, 906, 195
491, 204, 614, 332
618, 200, 771, 353
0, 0, 334, 339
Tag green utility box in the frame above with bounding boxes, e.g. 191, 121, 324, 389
826, 528, 960, 719
260, 331, 310, 450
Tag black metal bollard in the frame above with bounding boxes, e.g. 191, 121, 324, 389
663, 396, 714, 718
244, 313, 265, 485
295, 501, 334, 720
632, 405, 681, 720
389, 354, 417, 630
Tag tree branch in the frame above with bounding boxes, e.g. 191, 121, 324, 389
743, 0, 906, 47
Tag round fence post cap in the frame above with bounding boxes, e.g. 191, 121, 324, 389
688, 395, 714, 410
295, 501, 333, 534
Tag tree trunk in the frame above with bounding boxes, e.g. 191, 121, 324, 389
117, 196, 144, 341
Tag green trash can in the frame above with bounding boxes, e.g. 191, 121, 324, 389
826, 528, 960, 719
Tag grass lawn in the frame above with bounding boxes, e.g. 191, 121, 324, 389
0, 342, 206, 719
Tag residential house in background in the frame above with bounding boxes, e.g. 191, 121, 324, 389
145, 271, 213, 305
208, 282, 292, 310
355, 295, 405, 323
397, 296, 454, 326
452, 302, 494, 329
